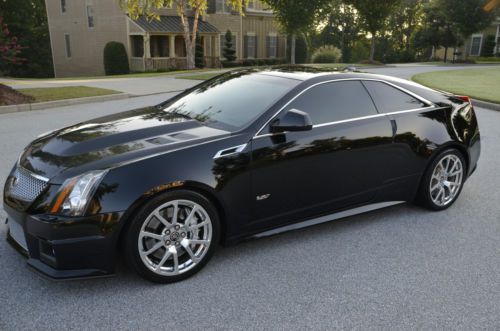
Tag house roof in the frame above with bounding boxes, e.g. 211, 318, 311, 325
133, 16, 219, 34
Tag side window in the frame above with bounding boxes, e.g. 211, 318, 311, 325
362, 81, 426, 113
286, 81, 377, 125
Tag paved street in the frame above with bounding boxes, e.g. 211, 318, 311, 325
0, 68, 499, 330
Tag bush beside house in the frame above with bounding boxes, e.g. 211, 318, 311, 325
103, 42, 130, 75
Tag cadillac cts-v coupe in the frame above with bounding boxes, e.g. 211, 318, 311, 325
4, 67, 480, 283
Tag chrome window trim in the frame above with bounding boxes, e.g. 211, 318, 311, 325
253, 78, 435, 138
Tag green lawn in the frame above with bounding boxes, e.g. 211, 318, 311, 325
20, 86, 121, 102
412, 67, 500, 104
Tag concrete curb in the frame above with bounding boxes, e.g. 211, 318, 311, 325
472, 99, 500, 111
0, 93, 131, 115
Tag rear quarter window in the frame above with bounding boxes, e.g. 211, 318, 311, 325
362, 81, 427, 113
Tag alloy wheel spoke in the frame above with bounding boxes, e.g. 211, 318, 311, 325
140, 230, 163, 241
142, 241, 164, 256
181, 239, 199, 262
189, 220, 208, 230
154, 211, 172, 229
155, 250, 171, 271
171, 201, 179, 225
184, 206, 198, 227
188, 239, 210, 245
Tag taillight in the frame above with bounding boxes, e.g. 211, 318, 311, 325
456, 95, 472, 106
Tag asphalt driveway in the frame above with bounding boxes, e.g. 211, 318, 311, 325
0, 71, 499, 329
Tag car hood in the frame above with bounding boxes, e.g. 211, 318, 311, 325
18, 106, 230, 181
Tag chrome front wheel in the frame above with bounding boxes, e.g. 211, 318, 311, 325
125, 190, 219, 283
138, 200, 213, 276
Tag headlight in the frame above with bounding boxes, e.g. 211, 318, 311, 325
50, 170, 107, 216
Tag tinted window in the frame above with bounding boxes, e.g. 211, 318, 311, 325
286, 81, 377, 125
162, 73, 299, 131
363, 81, 426, 113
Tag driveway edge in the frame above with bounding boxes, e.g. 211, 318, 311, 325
0, 93, 130, 115
472, 99, 500, 111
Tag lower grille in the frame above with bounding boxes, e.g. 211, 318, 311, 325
7, 167, 49, 202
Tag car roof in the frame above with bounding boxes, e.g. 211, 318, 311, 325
239, 66, 445, 103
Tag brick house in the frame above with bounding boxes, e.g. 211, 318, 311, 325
45, 0, 287, 77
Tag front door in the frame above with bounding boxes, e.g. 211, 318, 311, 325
249, 80, 394, 231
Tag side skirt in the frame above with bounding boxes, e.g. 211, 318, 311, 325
252, 201, 405, 239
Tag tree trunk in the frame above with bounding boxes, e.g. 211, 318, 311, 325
290, 33, 296, 65
179, 3, 195, 69
369, 35, 376, 62
444, 47, 448, 63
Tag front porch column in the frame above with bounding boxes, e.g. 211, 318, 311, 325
215, 34, 221, 57
169, 35, 176, 58
144, 33, 151, 58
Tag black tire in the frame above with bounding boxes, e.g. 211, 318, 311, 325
417, 148, 466, 211
123, 190, 220, 283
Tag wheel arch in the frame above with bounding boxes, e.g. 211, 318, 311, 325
116, 181, 229, 252
414, 142, 469, 201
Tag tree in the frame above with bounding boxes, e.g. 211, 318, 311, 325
119, 0, 245, 70
319, 2, 362, 62
0, 17, 23, 65
195, 37, 204, 68
222, 30, 236, 62
411, 1, 461, 63
438, 0, 496, 41
262, 0, 324, 64
0, 0, 53, 77
346, 0, 401, 61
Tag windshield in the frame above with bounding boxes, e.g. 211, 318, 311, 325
161, 71, 300, 131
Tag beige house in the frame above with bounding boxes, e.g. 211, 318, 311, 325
435, 17, 500, 61
45, 0, 287, 77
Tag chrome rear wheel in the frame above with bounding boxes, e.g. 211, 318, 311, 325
429, 154, 464, 207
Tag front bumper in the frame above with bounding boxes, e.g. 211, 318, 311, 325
5, 202, 124, 280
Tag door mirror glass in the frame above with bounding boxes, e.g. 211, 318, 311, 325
270, 108, 313, 133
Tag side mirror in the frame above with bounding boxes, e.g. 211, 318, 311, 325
270, 108, 313, 133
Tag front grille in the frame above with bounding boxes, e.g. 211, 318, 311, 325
7, 167, 49, 202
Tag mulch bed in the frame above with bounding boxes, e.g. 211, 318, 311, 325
0, 83, 34, 106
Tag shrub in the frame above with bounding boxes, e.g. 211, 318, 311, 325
311, 46, 342, 63
222, 30, 236, 62
358, 59, 384, 65
103, 41, 129, 75
350, 41, 370, 63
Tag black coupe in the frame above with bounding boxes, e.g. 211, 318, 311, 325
3, 67, 480, 283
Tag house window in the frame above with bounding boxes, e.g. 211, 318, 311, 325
247, 0, 255, 9
86, 5, 94, 28
470, 34, 483, 56
220, 34, 236, 59
61, 0, 66, 13
267, 35, 277, 58
131, 35, 144, 57
216, 0, 231, 13
64, 34, 71, 58
246, 35, 256, 58
150, 36, 169, 57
